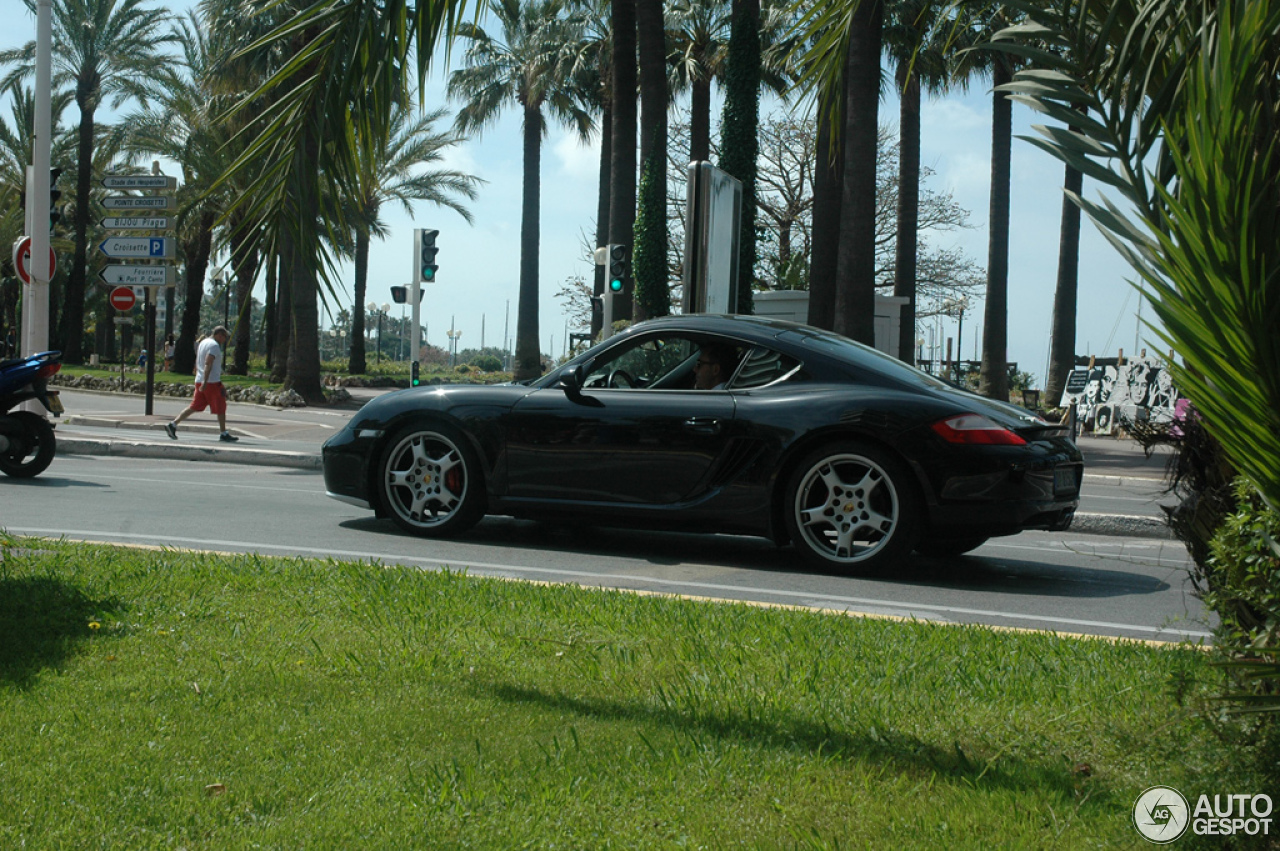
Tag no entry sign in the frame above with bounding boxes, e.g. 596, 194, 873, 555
109, 286, 137, 312
12, 236, 57, 284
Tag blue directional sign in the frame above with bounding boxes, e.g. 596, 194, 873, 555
98, 237, 174, 259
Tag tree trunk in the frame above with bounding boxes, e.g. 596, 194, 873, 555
513, 103, 543, 382
593, 103, 612, 338
264, 247, 277, 370
284, 231, 324, 404
229, 211, 259, 375
719, 0, 761, 314
690, 77, 712, 163
894, 67, 920, 363
1046, 126, 1084, 404
270, 249, 291, 384
636, 0, 668, 322
60, 98, 96, 362
832, 0, 883, 344
808, 99, 843, 331
608, 0, 637, 322
979, 61, 1012, 401
349, 229, 370, 375
175, 211, 215, 374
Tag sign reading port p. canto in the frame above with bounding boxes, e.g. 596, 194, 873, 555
98, 265, 176, 286
101, 175, 178, 190
99, 237, 174, 259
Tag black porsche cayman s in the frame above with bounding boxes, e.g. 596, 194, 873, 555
323, 315, 1082, 571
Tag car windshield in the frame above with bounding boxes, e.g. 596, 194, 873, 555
785, 326, 956, 391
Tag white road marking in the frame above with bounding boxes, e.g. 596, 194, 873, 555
6, 527, 1213, 640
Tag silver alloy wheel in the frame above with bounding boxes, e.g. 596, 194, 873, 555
792, 451, 900, 564
382, 429, 468, 530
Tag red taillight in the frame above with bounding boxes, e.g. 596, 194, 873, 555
36, 362, 61, 379
931, 414, 1027, 446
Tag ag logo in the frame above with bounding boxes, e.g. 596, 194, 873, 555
1134, 786, 1190, 843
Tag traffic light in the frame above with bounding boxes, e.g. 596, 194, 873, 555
49, 168, 62, 232
411, 361, 420, 387
417, 228, 439, 283
607, 243, 629, 293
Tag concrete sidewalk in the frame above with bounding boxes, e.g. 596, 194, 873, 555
47, 387, 1179, 539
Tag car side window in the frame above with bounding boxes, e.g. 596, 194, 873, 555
728, 346, 801, 390
584, 336, 696, 389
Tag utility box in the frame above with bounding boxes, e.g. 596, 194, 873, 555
752, 290, 908, 358
682, 162, 741, 315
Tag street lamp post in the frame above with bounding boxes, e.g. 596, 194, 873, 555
447, 328, 462, 367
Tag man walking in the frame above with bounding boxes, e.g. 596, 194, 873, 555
165, 326, 238, 443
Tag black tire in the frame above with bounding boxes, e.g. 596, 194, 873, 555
0, 411, 56, 478
378, 422, 485, 537
784, 440, 920, 572
914, 536, 990, 558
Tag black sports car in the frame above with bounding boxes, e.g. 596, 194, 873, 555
323, 315, 1082, 571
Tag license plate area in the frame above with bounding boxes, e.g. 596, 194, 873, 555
1053, 465, 1081, 496
46, 393, 64, 415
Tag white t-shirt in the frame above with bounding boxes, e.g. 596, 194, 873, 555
194, 337, 224, 384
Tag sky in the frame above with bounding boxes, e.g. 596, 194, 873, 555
3, 0, 1158, 386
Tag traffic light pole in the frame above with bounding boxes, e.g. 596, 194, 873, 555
22, 0, 54, 362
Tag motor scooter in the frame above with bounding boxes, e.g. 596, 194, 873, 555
0, 350, 64, 478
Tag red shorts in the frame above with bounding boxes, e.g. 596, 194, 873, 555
191, 382, 227, 415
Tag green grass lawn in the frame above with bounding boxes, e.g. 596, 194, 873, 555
0, 537, 1261, 849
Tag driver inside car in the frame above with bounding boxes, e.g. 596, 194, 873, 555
693, 343, 739, 390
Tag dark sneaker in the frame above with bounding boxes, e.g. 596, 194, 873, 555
164, 422, 177, 440
219, 432, 239, 443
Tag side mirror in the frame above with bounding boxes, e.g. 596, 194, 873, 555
558, 364, 585, 394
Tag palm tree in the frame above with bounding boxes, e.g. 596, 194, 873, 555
718, 0, 762, 315
449, 0, 593, 381
990, 0, 1280, 508
948, 4, 1022, 399
1, 0, 176, 364
884, 0, 952, 363
117, 9, 241, 374
789, 0, 884, 342
345, 107, 481, 374
668, 0, 797, 164
609, 0, 637, 322
832, 0, 884, 344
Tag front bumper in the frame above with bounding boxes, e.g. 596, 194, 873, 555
322, 427, 377, 510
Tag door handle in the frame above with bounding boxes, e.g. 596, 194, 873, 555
684, 417, 722, 434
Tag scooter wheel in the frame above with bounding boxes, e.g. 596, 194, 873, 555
0, 411, 56, 478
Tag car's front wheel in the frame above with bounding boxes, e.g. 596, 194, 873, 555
379, 423, 485, 537
784, 441, 919, 572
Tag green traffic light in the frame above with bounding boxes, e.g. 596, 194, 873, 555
609, 278, 623, 292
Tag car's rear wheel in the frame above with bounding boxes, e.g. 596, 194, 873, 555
379, 423, 484, 537
914, 535, 989, 558
784, 441, 919, 571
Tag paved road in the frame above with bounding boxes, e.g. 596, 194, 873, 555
48, 388, 1180, 537
1, 453, 1210, 644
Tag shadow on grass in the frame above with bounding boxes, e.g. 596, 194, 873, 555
0, 575, 123, 689
481, 681, 1106, 803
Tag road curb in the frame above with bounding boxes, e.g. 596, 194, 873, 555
57, 437, 321, 470
1070, 511, 1173, 539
